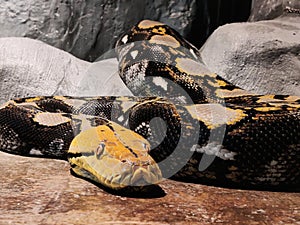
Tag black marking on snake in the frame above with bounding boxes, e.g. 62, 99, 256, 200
274, 95, 289, 100
68, 152, 83, 158
106, 122, 139, 158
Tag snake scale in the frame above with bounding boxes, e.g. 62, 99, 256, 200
0, 20, 299, 192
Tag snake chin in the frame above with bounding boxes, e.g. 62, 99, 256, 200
69, 159, 162, 190
109, 165, 163, 189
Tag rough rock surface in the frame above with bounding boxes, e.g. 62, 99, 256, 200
249, 0, 300, 21
200, 15, 300, 95
249, 0, 284, 21
0, 0, 196, 61
0, 37, 131, 103
1, 151, 299, 224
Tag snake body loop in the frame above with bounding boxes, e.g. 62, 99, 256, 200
0, 20, 299, 191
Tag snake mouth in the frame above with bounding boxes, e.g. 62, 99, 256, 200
67, 123, 163, 190
107, 163, 163, 189
68, 154, 163, 190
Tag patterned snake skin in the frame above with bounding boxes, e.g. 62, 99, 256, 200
0, 20, 299, 192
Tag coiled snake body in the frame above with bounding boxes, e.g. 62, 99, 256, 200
0, 20, 299, 191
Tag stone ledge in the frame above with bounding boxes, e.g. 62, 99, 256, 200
0, 152, 299, 224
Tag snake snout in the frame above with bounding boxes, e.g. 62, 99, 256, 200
132, 163, 162, 186
109, 161, 162, 188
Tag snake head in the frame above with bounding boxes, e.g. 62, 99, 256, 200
67, 121, 162, 190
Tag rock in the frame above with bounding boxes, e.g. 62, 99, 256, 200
249, 0, 284, 21
0, 0, 197, 61
0, 37, 88, 103
0, 37, 131, 103
79, 58, 133, 97
249, 0, 300, 21
1, 151, 299, 224
200, 15, 300, 95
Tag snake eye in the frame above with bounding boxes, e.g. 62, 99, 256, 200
95, 142, 105, 158
141, 142, 149, 151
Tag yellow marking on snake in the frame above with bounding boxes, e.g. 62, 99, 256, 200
256, 95, 300, 108
137, 20, 164, 29
18, 102, 39, 108
216, 88, 253, 98
286, 96, 300, 102
208, 80, 222, 88
186, 104, 247, 129
149, 35, 180, 48
255, 107, 282, 112
68, 123, 162, 189
33, 112, 71, 126
152, 27, 166, 35
54, 96, 67, 101
269, 102, 300, 109
175, 58, 214, 76
217, 80, 229, 87
25, 97, 43, 102
256, 95, 276, 103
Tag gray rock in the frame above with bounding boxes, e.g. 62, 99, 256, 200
0, 0, 196, 61
249, 0, 284, 22
200, 15, 300, 95
0, 37, 131, 103
249, 0, 300, 22
78, 58, 133, 97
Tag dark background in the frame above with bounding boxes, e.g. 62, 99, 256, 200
188, 0, 252, 48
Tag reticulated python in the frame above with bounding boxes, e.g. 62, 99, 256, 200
0, 20, 299, 192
